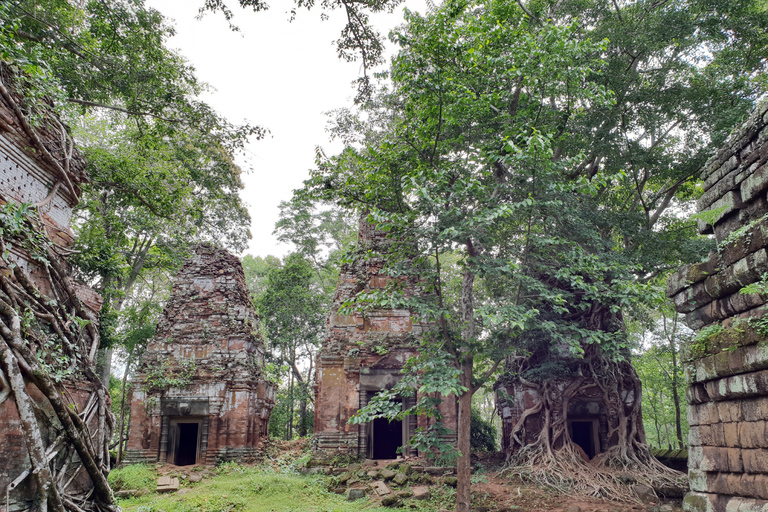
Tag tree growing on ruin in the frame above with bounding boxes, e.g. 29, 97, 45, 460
296, 0, 768, 509
0, 72, 118, 511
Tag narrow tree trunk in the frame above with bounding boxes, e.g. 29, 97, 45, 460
669, 325, 684, 449
96, 347, 112, 388
286, 362, 294, 441
456, 359, 473, 512
116, 348, 134, 466
456, 268, 476, 512
298, 385, 308, 438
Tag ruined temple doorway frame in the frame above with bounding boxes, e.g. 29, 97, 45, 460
167, 418, 203, 466
567, 417, 600, 459
361, 390, 416, 459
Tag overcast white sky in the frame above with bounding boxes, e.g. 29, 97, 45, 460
145, 1, 422, 259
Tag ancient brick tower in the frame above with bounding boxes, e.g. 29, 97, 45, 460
667, 101, 768, 512
126, 243, 275, 465
313, 218, 458, 461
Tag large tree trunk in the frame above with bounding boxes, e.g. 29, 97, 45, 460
0, 339, 63, 512
96, 347, 113, 388
456, 359, 473, 512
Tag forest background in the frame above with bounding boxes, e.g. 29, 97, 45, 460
1, 0, 766, 506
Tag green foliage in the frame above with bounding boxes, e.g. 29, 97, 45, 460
691, 324, 725, 357
257, 253, 327, 438
634, 342, 689, 450
740, 272, 768, 297
241, 255, 282, 299
142, 359, 197, 392
3, 0, 260, 364
749, 315, 768, 338
470, 408, 497, 453
108, 464, 157, 492
520, 360, 578, 384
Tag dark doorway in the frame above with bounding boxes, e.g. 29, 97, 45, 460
175, 423, 199, 466
570, 420, 596, 459
371, 416, 403, 459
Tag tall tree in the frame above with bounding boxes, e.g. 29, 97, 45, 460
298, 0, 767, 508
3, 0, 264, 384
257, 253, 327, 438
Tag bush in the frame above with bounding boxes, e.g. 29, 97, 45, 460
470, 408, 496, 452
108, 464, 156, 492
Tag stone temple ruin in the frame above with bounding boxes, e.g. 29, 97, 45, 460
496, 361, 615, 461
0, 67, 106, 510
667, 101, 768, 511
126, 243, 276, 466
313, 219, 458, 461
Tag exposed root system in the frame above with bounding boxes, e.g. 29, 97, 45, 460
498, 346, 687, 504
0, 70, 117, 512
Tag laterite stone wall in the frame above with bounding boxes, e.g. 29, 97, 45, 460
667, 101, 768, 512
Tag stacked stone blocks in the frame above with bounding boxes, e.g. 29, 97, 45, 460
667, 101, 768, 512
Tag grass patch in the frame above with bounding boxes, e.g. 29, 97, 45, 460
108, 464, 156, 492
117, 464, 453, 512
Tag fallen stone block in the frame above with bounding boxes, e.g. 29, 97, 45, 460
392, 473, 408, 486
381, 496, 403, 507
412, 486, 431, 500
347, 488, 366, 501
156, 476, 180, 493
372, 480, 391, 496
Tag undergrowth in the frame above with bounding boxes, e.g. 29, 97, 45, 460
108, 464, 157, 493
116, 463, 456, 512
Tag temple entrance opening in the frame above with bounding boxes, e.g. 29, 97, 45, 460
568, 419, 599, 459
168, 419, 202, 466
370, 416, 403, 459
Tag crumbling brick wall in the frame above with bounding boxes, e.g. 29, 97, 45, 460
313, 218, 457, 461
667, 101, 768, 512
126, 243, 276, 465
0, 64, 105, 511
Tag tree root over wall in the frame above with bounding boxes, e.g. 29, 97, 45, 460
499, 348, 687, 504
0, 217, 118, 512
0, 67, 118, 512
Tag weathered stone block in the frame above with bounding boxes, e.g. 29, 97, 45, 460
742, 396, 768, 422
701, 447, 740, 472
742, 162, 768, 203
739, 421, 768, 449
688, 470, 708, 493
717, 400, 743, 423
673, 281, 714, 314
667, 254, 721, 298
689, 428, 703, 450
702, 369, 768, 402
743, 449, 768, 474
724, 422, 741, 448
703, 250, 768, 301
698, 423, 726, 447
698, 191, 742, 234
